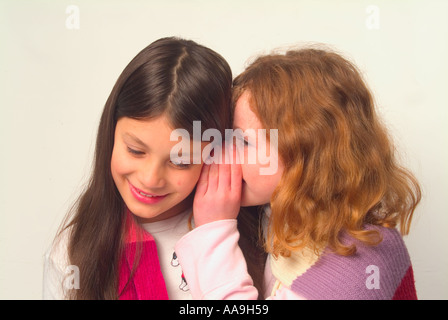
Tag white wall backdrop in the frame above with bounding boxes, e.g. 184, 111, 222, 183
1, 0, 447, 299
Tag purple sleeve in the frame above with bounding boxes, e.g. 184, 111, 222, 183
290, 226, 416, 300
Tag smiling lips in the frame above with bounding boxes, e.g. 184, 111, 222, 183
128, 181, 167, 204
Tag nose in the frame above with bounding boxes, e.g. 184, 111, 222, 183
138, 158, 166, 190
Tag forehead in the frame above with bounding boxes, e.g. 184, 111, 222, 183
115, 116, 207, 157
116, 116, 174, 138
233, 91, 262, 130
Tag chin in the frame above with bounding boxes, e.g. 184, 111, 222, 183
240, 194, 266, 207
240, 182, 271, 207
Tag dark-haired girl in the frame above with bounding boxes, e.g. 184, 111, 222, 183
43, 37, 232, 300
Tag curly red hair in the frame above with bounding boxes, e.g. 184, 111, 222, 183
233, 47, 421, 257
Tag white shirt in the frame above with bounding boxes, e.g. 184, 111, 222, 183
43, 209, 193, 300
141, 208, 193, 300
43, 227, 72, 299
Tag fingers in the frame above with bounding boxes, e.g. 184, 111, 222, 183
193, 143, 242, 227
231, 160, 242, 194
218, 147, 242, 199
199, 143, 242, 195
208, 161, 219, 192
195, 163, 210, 197
218, 162, 231, 191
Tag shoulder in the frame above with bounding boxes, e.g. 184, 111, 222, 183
44, 227, 71, 267
43, 227, 72, 299
290, 225, 414, 299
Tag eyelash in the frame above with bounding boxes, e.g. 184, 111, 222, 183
170, 161, 191, 169
127, 147, 145, 156
235, 136, 250, 147
127, 147, 191, 169
170, 157, 191, 169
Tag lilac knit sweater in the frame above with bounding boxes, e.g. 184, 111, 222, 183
290, 225, 417, 299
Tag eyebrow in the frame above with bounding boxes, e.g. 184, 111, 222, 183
122, 132, 148, 148
232, 126, 256, 136
232, 125, 247, 132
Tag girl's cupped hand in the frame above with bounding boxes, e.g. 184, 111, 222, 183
193, 145, 242, 227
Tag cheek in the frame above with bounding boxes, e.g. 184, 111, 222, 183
241, 163, 280, 196
110, 149, 121, 178
111, 147, 131, 179
174, 166, 203, 190
240, 163, 260, 193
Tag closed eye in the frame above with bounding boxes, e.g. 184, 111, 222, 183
232, 131, 251, 147
235, 135, 250, 147
127, 147, 145, 156
170, 158, 191, 169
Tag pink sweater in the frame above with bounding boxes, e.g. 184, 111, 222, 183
118, 216, 169, 300
174, 220, 417, 300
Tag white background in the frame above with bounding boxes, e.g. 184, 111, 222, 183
0, 0, 447, 299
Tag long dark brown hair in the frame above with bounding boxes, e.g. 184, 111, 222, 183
56, 37, 232, 299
